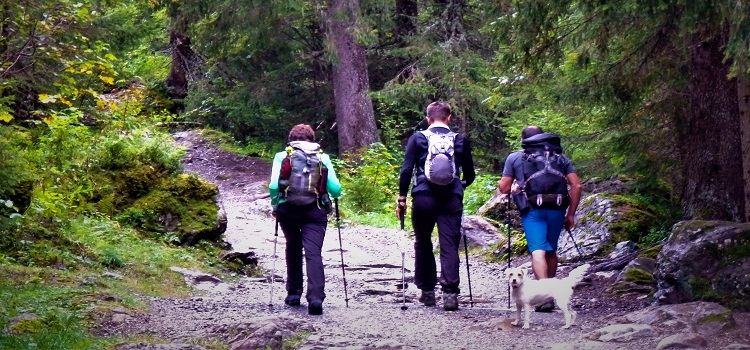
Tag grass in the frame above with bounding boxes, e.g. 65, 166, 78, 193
0, 216, 231, 349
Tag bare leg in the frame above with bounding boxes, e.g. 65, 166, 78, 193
531, 250, 548, 279
546, 252, 558, 278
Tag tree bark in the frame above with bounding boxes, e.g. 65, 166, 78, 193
683, 27, 745, 221
395, 0, 418, 39
738, 74, 750, 222
166, 29, 190, 101
322, 0, 379, 155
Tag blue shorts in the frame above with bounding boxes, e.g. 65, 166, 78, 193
521, 208, 566, 253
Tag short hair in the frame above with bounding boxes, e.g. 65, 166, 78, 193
288, 124, 315, 142
521, 125, 544, 140
426, 101, 451, 122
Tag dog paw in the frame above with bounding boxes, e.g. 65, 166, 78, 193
511, 320, 519, 326
561, 324, 571, 329
522, 324, 530, 329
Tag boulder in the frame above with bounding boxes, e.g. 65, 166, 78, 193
460, 215, 503, 249
621, 301, 735, 335
557, 193, 619, 261
653, 220, 750, 310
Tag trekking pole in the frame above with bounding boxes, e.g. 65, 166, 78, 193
399, 204, 408, 311
334, 198, 350, 307
506, 194, 512, 309
269, 218, 279, 308
462, 219, 474, 307
565, 226, 585, 260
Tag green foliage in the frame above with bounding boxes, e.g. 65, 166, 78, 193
463, 173, 500, 215
336, 143, 401, 215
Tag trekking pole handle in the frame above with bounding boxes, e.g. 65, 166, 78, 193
398, 205, 405, 231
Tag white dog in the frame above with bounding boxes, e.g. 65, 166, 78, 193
507, 264, 590, 329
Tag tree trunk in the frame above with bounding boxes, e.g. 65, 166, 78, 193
683, 27, 745, 221
166, 29, 190, 101
322, 0, 379, 155
738, 74, 750, 222
395, 0, 418, 39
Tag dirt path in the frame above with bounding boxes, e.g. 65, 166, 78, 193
113, 131, 749, 350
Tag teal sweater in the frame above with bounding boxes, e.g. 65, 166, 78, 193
268, 148, 342, 210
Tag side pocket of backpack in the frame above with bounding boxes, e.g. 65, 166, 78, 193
511, 190, 531, 215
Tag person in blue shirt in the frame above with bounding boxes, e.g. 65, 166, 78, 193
498, 125, 582, 311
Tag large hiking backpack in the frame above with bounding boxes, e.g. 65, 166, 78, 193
420, 129, 458, 186
279, 141, 326, 206
520, 133, 569, 208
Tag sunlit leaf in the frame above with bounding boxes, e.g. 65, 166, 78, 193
0, 110, 12, 122
39, 94, 57, 103
99, 76, 115, 85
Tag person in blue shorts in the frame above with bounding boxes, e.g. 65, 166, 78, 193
497, 125, 581, 311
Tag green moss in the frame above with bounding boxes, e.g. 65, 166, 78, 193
581, 196, 596, 208
697, 313, 733, 325
8, 317, 45, 335
165, 174, 218, 200
689, 277, 723, 302
638, 244, 662, 259
725, 236, 750, 261
623, 267, 654, 285
608, 203, 659, 243
116, 174, 219, 243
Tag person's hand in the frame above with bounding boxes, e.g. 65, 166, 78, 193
564, 213, 575, 231
395, 196, 407, 220
270, 210, 277, 218
511, 181, 520, 193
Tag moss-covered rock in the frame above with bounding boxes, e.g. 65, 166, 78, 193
654, 220, 750, 310
608, 195, 660, 243
116, 174, 223, 245
624, 267, 654, 284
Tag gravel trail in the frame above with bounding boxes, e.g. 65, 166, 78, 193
112, 131, 750, 350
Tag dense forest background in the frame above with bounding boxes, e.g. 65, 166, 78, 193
1, 0, 750, 347
3, 0, 750, 232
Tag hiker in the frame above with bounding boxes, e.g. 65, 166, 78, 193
497, 125, 581, 311
268, 124, 342, 315
395, 101, 476, 311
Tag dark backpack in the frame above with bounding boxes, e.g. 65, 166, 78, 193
279, 141, 328, 208
419, 129, 458, 186
520, 133, 569, 208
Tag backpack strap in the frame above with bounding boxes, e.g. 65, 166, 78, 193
520, 151, 566, 191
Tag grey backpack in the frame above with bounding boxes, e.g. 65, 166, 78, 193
279, 141, 323, 205
420, 129, 457, 186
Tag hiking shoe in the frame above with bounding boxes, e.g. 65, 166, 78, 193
535, 299, 555, 312
284, 294, 301, 306
443, 293, 458, 311
419, 290, 436, 306
308, 299, 323, 315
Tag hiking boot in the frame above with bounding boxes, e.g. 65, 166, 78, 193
443, 293, 458, 311
419, 290, 436, 306
284, 294, 301, 306
308, 299, 323, 315
535, 299, 555, 312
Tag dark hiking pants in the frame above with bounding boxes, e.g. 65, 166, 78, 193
411, 194, 463, 294
277, 202, 328, 303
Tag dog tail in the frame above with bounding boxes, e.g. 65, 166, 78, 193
565, 263, 591, 287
